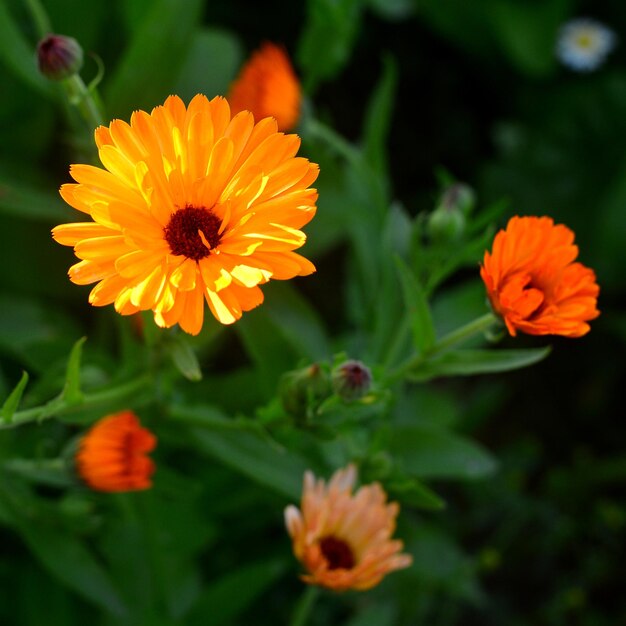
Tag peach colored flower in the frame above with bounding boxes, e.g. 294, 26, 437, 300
285, 464, 412, 591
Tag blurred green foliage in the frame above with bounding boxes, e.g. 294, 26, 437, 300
0, 0, 624, 625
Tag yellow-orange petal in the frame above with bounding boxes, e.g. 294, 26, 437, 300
53, 94, 318, 335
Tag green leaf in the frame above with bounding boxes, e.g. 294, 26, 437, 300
417, 0, 500, 59
263, 282, 332, 362
176, 406, 308, 499
489, 0, 572, 77
409, 346, 552, 381
1, 371, 29, 424
425, 226, 497, 294
235, 307, 300, 394
297, 0, 363, 93
188, 559, 287, 626
403, 521, 483, 602
366, 0, 415, 20
167, 334, 202, 382
0, 2, 55, 97
345, 602, 397, 626
3, 458, 73, 487
191, 426, 307, 499
0, 482, 128, 617
119, 0, 156, 29
104, 0, 204, 117
18, 520, 129, 617
386, 474, 446, 510
362, 53, 397, 186
174, 27, 243, 101
62, 336, 87, 404
0, 175, 73, 221
394, 256, 436, 355
391, 424, 498, 480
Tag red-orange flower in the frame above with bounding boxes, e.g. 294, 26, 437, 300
76, 410, 156, 492
228, 42, 301, 132
480, 215, 600, 337
284, 465, 412, 591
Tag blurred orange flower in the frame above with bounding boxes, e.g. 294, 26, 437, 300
76, 410, 156, 492
481, 215, 600, 337
53, 94, 318, 335
284, 464, 412, 591
228, 42, 301, 132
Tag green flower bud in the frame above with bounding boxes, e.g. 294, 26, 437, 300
331, 359, 372, 401
428, 182, 474, 243
442, 183, 476, 217
279, 363, 331, 421
427, 205, 466, 243
37, 34, 83, 81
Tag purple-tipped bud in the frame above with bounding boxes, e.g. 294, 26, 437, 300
331, 360, 372, 401
441, 183, 475, 217
37, 34, 83, 80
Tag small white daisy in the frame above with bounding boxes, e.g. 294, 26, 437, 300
556, 17, 617, 72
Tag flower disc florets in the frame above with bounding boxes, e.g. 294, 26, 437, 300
164, 206, 222, 260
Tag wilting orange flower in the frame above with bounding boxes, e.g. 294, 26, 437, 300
228, 42, 301, 132
481, 215, 600, 337
53, 94, 318, 335
76, 410, 156, 492
284, 465, 412, 591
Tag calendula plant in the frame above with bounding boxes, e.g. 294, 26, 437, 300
0, 1, 615, 625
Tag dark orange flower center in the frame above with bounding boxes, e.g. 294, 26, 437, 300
319, 536, 355, 570
122, 431, 143, 473
164, 206, 222, 260
501, 273, 546, 320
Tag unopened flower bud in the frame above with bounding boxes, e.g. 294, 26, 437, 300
428, 182, 474, 244
279, 363, 331, 421
442, 183, 476, 217
427, 206, 466, 243
37, 34, 83, 81
331, 360, 372, 401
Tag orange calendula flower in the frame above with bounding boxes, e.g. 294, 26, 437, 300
228, 42, 301, 132
53, 94, 318, 335
284, 464, 412, 591
76, 410, 156, 492
481, 215, 600, 337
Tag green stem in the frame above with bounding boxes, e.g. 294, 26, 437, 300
62, 73, 106, 130
432, 312, 499, 354
303, 116, 387, 217
23, 0, 52, 38
289, 585, 320, 626
385, 311, 499, 384
4, 458, 65, 472
381, 315, 411, 368
0, 374, 152, 430
133, 492, 170, 616
303, 117, 362, 166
